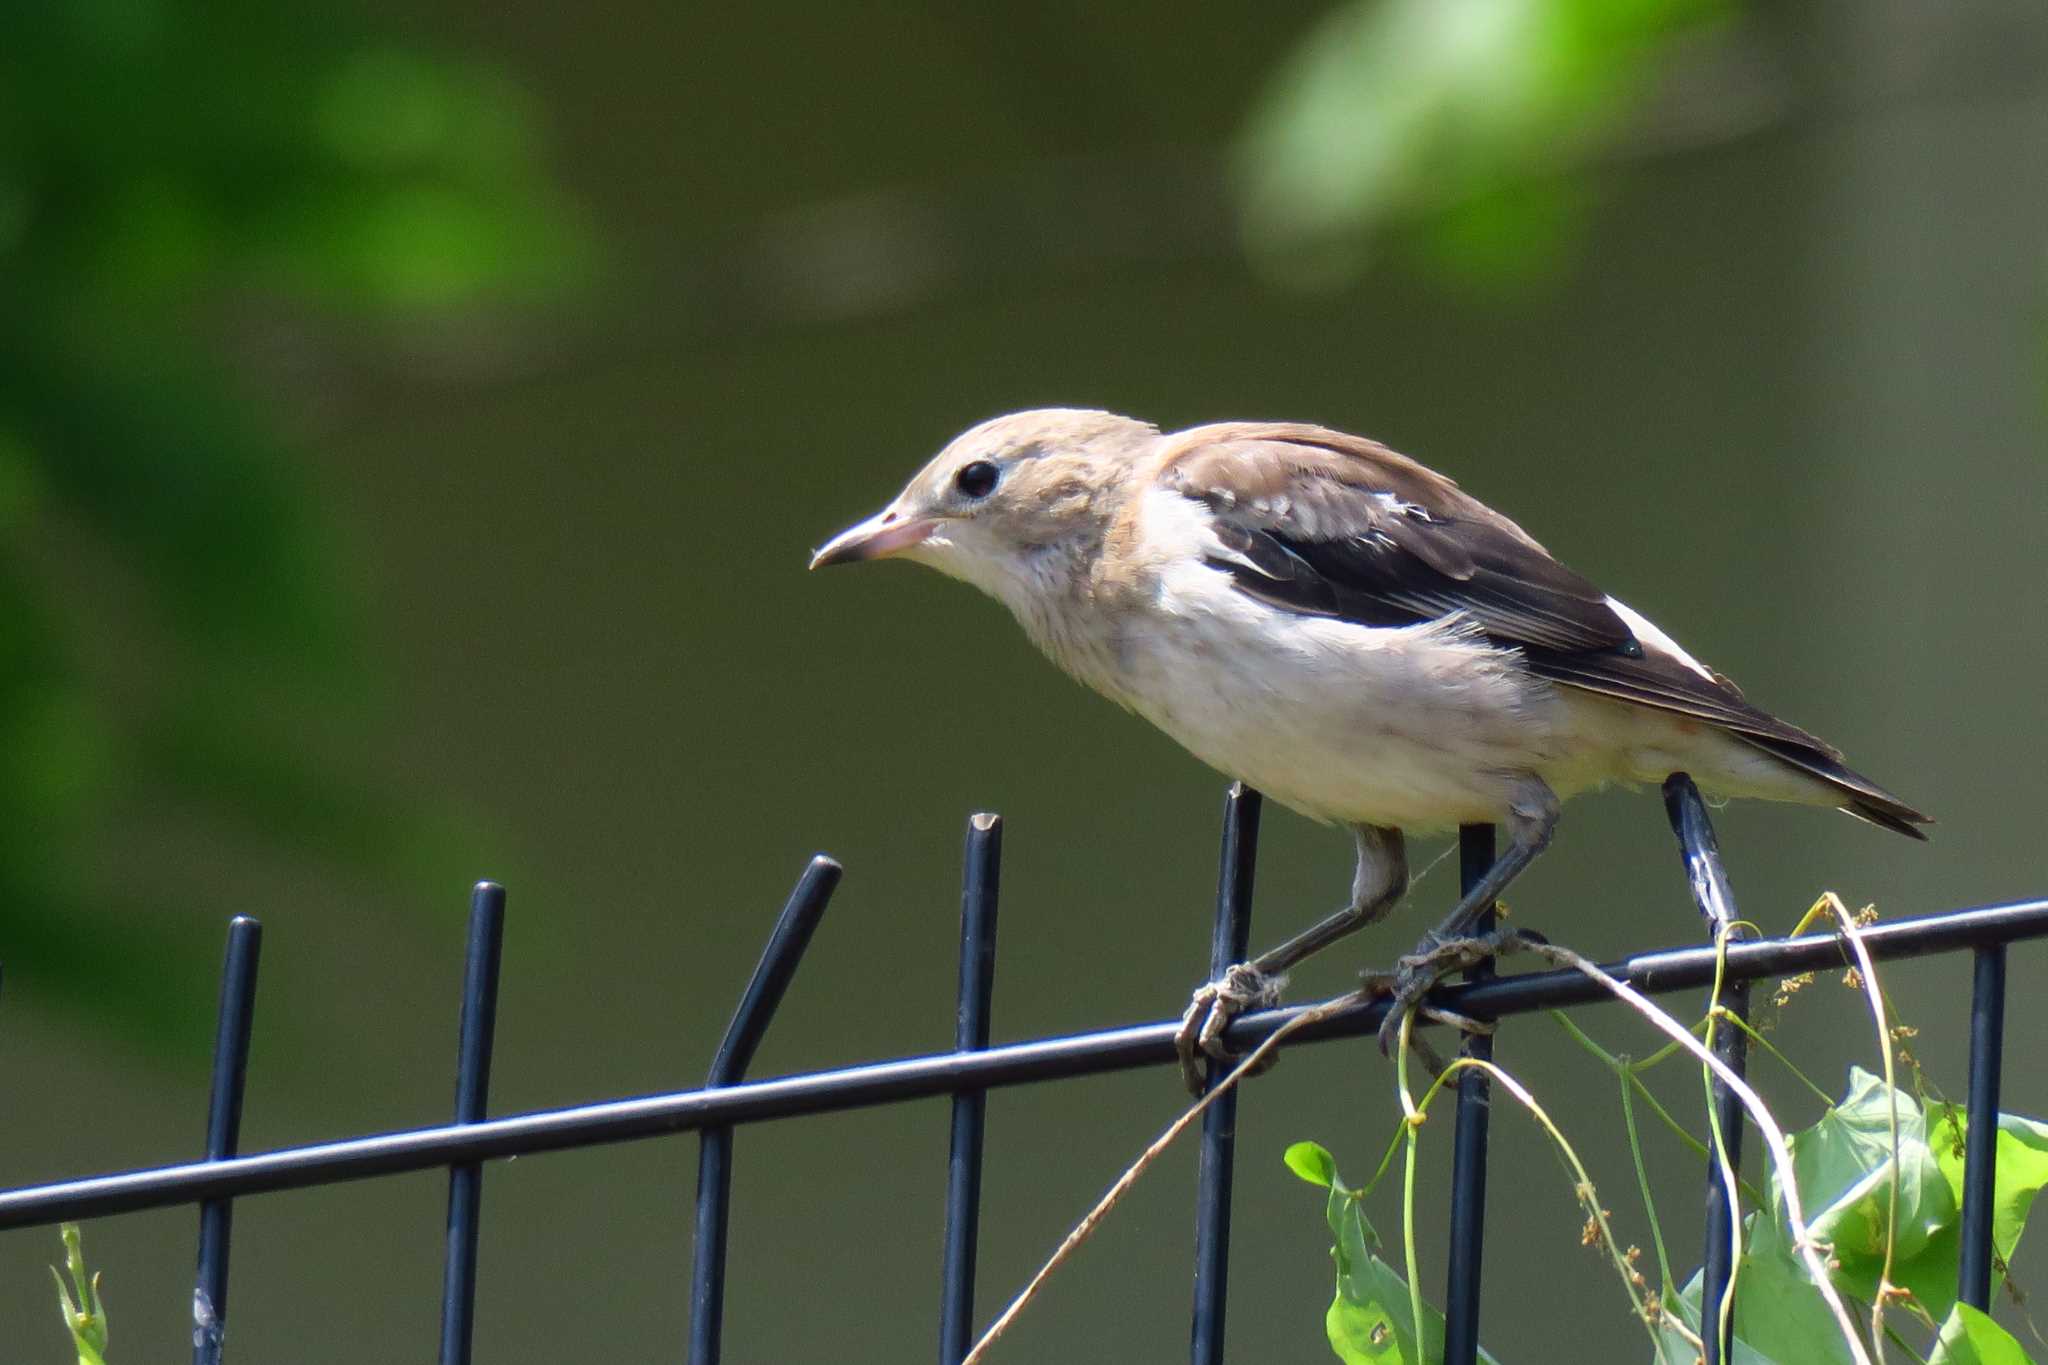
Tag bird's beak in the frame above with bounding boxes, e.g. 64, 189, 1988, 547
809, 508, 938, 569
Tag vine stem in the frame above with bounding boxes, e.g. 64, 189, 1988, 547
1618, 1057, 1679, 1303
1396, 1011, 1428, 1355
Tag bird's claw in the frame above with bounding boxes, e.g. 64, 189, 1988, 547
1175, 962, 1288, 1096
1367, 926, 1542, 1062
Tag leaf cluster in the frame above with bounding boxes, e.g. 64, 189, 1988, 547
1291, 1073, 2048, 1365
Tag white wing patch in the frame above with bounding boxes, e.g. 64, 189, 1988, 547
1142, 485, 1237, 565
1604, 595, 1716, 681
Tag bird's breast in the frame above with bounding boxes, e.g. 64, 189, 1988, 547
1060, 552, 1570, 828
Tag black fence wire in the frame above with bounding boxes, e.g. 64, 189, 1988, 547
1, 773, 2043, 1365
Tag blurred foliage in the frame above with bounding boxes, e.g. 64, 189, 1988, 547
0, 0, 589, 1040
1238, 0, 1729, 284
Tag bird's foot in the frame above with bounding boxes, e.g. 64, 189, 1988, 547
1366, 926, 1545, 1065
1175, 962, 1289, 1096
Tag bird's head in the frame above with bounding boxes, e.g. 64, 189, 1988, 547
810, 408, 1158, 608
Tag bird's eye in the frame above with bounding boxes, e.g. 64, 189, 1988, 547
954, 460, 1001, 500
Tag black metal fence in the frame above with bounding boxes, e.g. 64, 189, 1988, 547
1, 774, 2043, 1365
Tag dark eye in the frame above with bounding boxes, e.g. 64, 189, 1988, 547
954, 460, 1001, 499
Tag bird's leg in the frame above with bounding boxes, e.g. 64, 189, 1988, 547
1372, 780, 1560, 1057
1175, 825, 1407, 1094
1250, 826, 1411, 980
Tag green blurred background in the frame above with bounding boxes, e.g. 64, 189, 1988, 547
2, 0, 2044, 1359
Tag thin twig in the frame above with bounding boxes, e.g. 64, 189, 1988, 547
959, 991, 1358, 1365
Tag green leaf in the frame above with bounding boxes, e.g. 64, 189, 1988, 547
1661, 1235, 1851, 1365
1787, 1068, 1954, 1266
1896, 1105, 2048, 1321
1327, 1180, 1431, 1364
1732, 1246, 1859, 1365
1657, 1273, 1787, 1365
1304, 1148, 1496, 1365
1937, 1108, 2048, 1267
1287, 1141, 1339, 1189
1889, 1219, 1968, 1326
1326, 1170, 1380, 1272
1740, 1067, 1955, 1319
1927, 1303, 2035, 1365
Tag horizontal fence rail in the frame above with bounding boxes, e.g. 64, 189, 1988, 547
4, 903, 2042, 1229
1, 779, 2040, 1364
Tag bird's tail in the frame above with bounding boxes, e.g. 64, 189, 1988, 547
1737, 734, 1932, 840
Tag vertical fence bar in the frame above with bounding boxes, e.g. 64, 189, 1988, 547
1958, 943, 2007, 1310
1441, 823, 1497, 1365
688, 855, 842, 1365
192, 916, 262, 1365
940, 814, 1004, 1365
439, 882, 507, 1365
1663, 774, 1749, 1365
1190, 782, 1262, 1365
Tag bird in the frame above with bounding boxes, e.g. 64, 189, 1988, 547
810, 409, 1929, 1090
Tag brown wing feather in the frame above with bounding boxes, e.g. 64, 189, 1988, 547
1160, 424, 1638, 655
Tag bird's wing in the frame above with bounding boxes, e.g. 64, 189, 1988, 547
1155, 422, 1930, 837
1155, 423, 1833, 750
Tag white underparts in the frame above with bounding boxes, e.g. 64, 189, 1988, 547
948, 486, 1840, 829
